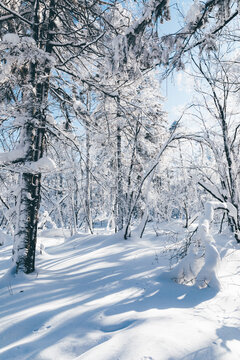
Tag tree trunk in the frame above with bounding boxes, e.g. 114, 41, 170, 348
124, 121, 140, 238
12, 0, 55, 273
219, 104, 240, 242
13, 173, 41, 273
115, 113, 124, 232
85, 123, 93, 234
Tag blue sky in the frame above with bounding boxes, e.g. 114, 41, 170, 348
158, 0, 192, 123
161, 75, 191, 124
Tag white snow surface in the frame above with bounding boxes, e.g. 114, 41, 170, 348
2, 33, 20, 45
27, 156, 57, 173
184, 1, 203, 25
0, 145, 27, 163
0, 225, 240, 360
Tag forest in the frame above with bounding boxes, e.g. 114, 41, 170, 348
0, 1, 240, 359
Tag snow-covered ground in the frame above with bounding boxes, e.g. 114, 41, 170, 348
0, 224, 240, 360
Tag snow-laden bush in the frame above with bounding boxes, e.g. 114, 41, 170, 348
171, 201, 225, 290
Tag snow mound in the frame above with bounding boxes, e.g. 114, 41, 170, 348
2, 33, 20, 45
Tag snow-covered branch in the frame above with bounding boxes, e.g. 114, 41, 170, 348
0, 2, 32, 26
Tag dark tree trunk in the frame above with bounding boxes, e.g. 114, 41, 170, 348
13, 173, 41, 273
12, 0, 55, 273
115, 122, 124, 232
85, 123, 93, 234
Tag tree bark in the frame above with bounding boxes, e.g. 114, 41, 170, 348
115, 106, 124, 232
85, 122, 93, 234
12, 0, 55, 273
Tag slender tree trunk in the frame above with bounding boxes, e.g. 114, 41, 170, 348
179, 141, 189, 228
133, 133, 175, 238
115, 122, 124, 232
197, 58, 240, 242
114, 95, 124, 232
124, 121, 140, 238
85, 123, 93, 234
219, 104, 240, 241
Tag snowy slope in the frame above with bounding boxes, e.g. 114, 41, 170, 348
0, 226, 240, 360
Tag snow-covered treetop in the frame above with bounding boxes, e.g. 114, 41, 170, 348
112, 0, 239, 76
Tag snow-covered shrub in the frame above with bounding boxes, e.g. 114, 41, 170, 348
171, 201, 225, 290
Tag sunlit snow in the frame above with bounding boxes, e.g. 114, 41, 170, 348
0, 225, 240, 360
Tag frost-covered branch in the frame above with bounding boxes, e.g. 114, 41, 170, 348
124, 117, 182, 238
198, 181, 224, 203
114, 0, 238, 75
0, 2, 32, 26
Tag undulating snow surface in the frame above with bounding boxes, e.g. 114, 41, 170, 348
0, 225, 240, 360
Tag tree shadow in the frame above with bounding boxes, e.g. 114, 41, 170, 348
175, 346, 214, 360
0, 231, 220, 359
173, 325, 240, 360
216, 325, 240, 351
104, 271, 218, 318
